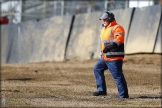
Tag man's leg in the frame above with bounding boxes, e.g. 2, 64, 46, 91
93, 58, 108, 93
107, 60, 129, 98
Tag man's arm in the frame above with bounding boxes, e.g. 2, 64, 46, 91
103, 26, 125, 53
113, 26, 125, 46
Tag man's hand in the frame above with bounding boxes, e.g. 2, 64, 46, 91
103, 42, 118, 53
103, 45, 110, 53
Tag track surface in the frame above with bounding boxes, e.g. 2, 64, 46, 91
1, 54, 162, 107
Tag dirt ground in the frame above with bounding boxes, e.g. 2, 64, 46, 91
1, 54, 162, 107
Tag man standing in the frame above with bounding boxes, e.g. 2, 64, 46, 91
93, 11, 129, 98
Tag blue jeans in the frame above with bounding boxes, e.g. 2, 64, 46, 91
94, 58, 129, 98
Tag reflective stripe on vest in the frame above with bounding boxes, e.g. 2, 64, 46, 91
114, 32, 124, 38
101, 40, 113, 43
103, 52, 125, 55
101, 40, 120, 46
113, 40, 120, 46
110, 25, 116, 40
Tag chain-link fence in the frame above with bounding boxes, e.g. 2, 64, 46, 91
1, 0, 160, 23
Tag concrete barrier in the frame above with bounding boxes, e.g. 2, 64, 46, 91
8, 15, 73, 63
1, 24, 14, 63
28, 18, 54, 63
154, 16, 161, 53
32, 15, 73, 62
1, 25, 9, 63
7, 24, 19, 63
8, 21, 37, 63
66, 12, 103, 61
125, 5, 161, 54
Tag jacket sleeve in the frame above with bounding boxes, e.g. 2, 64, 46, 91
113, 25, 125, 46
106, 25, 125, 51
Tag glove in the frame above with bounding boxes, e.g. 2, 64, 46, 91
103, 44, 111, 53
109, 42, 118, 52
103, 47, 110, 53
103, 42, 118, 53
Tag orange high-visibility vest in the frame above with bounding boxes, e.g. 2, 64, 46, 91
100, 19, 125, 61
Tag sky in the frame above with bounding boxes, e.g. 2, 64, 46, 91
129, 1, 153, 8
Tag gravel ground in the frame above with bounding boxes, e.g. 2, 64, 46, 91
1, 54, 162, 107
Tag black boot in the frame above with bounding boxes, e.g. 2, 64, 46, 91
93, 91, 107, 96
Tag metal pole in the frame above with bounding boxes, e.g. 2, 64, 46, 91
137, 0, 139, 7
21, 0, 25, 22
104, 0, 107, 11
61, 0, 64, 16
125, 0, 129, 8
53, 1, 57, 16
43, 1, 48, 19
148, 0, 150, 6
19, 0, 22, 22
